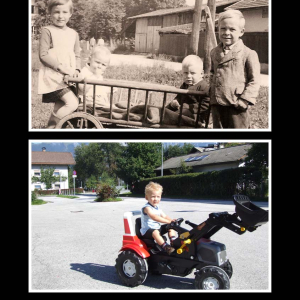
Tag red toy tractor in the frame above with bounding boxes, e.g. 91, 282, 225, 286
115, 195, 268, 290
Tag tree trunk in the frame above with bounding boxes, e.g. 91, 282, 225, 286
189, 0, 203, 55
203, 0, 216, 74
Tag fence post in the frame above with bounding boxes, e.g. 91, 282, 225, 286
189, 0, 203, 55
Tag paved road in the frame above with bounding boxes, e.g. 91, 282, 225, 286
30, 195, 270, 292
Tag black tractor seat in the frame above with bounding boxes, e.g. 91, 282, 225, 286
135, 217, 166, 249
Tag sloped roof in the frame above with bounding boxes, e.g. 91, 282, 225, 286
128, 6, 194, 20
158, 22, 207, 34
32, 152, 75, 165
156, 144, 252, 171
128, 1, 239, 20
225, 0, 269, 10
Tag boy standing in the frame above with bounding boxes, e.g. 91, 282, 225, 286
140, 182, 177, 255
210, 9, 260, 128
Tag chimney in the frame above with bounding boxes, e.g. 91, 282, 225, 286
42, 147, 46, 152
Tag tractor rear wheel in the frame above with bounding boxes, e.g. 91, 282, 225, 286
115, 250, 148, 287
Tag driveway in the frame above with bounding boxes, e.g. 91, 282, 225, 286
30, 195, 270, 292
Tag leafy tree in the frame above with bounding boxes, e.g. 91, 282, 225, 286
117, 143, 162, 185
223, 142, 246, 148
245, 143, 268, 176
74, 143, 125, 186
242, 143, 269, 197
31, 167, 66, 190
32, 0, 51, 38
85, 175, 99, 190
170, 159, 193, 175
164, 143, 194, 160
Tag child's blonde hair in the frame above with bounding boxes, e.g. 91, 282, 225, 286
90, 46, 111, 61
182, 55, 203, 71
145, 182, 163, 196
218, 9, 245, 29
48, 0, 73, 14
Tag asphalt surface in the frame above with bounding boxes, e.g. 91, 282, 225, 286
30, 195, 270, 292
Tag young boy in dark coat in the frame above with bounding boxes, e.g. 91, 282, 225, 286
166, 55, 210, 127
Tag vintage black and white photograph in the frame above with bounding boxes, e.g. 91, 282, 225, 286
30, 0, 270, 130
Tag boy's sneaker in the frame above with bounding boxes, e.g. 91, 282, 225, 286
164, 245, 175, 255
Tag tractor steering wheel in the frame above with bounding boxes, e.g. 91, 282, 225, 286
172, 218, 184, 227
166, 218, 184, 231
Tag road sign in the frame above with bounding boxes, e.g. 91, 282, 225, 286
73, 170, 77, 175
72, 175, 77, 178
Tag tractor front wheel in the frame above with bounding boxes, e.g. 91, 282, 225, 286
115, 250, 148, 287
195, 266, 230, 290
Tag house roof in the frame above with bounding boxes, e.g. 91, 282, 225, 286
128, 1, 239, 20
225, 0, 269, 10
158, 22, 207, 34
32, 151, 75, 165
155, 144, 252, 171
128, 6, 194, 20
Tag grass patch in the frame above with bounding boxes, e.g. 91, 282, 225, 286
56, 195, 79, 199
94, 197, 123, 202
32, 199, 48, 205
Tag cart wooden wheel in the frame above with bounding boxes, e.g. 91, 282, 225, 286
55, 112, 103, 129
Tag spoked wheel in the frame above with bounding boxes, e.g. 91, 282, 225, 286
195, 266, 230, 290
115, 250, 148, 287
55, 112, 103, 129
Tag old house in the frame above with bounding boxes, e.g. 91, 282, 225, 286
125, 0, 238, 55
31, 147, 76, 191
225, 0, 269, 65
155, 144, 251, 176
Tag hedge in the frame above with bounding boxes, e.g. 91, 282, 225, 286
133, 167, 260, 199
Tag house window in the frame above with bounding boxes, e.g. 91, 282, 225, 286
34, 185, 42, 190
54, 184, 61, 190
34, 170, 41, 176
262, 7, 268, 18
54, 171, 60, 176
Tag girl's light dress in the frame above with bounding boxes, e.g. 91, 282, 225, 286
38, 25, 78, 95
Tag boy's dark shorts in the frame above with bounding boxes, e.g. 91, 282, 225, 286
142, 224, 169, 239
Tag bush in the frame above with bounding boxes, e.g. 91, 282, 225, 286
95, 183, 118, 202
32, 190, 38, 202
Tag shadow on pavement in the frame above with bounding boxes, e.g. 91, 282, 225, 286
70, 263, 194, 290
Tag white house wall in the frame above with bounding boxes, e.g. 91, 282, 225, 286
243, 8, 268, 32
31, 165, 69, 191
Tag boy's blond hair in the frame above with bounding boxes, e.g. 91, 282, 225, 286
145, 182, 163, 196
90, 46, 111, 61
48, 0, 73, 13
182, 55, 203, 71
218, 9, 245, 29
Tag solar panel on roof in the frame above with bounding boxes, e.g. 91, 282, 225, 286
185, 155, 209, 162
